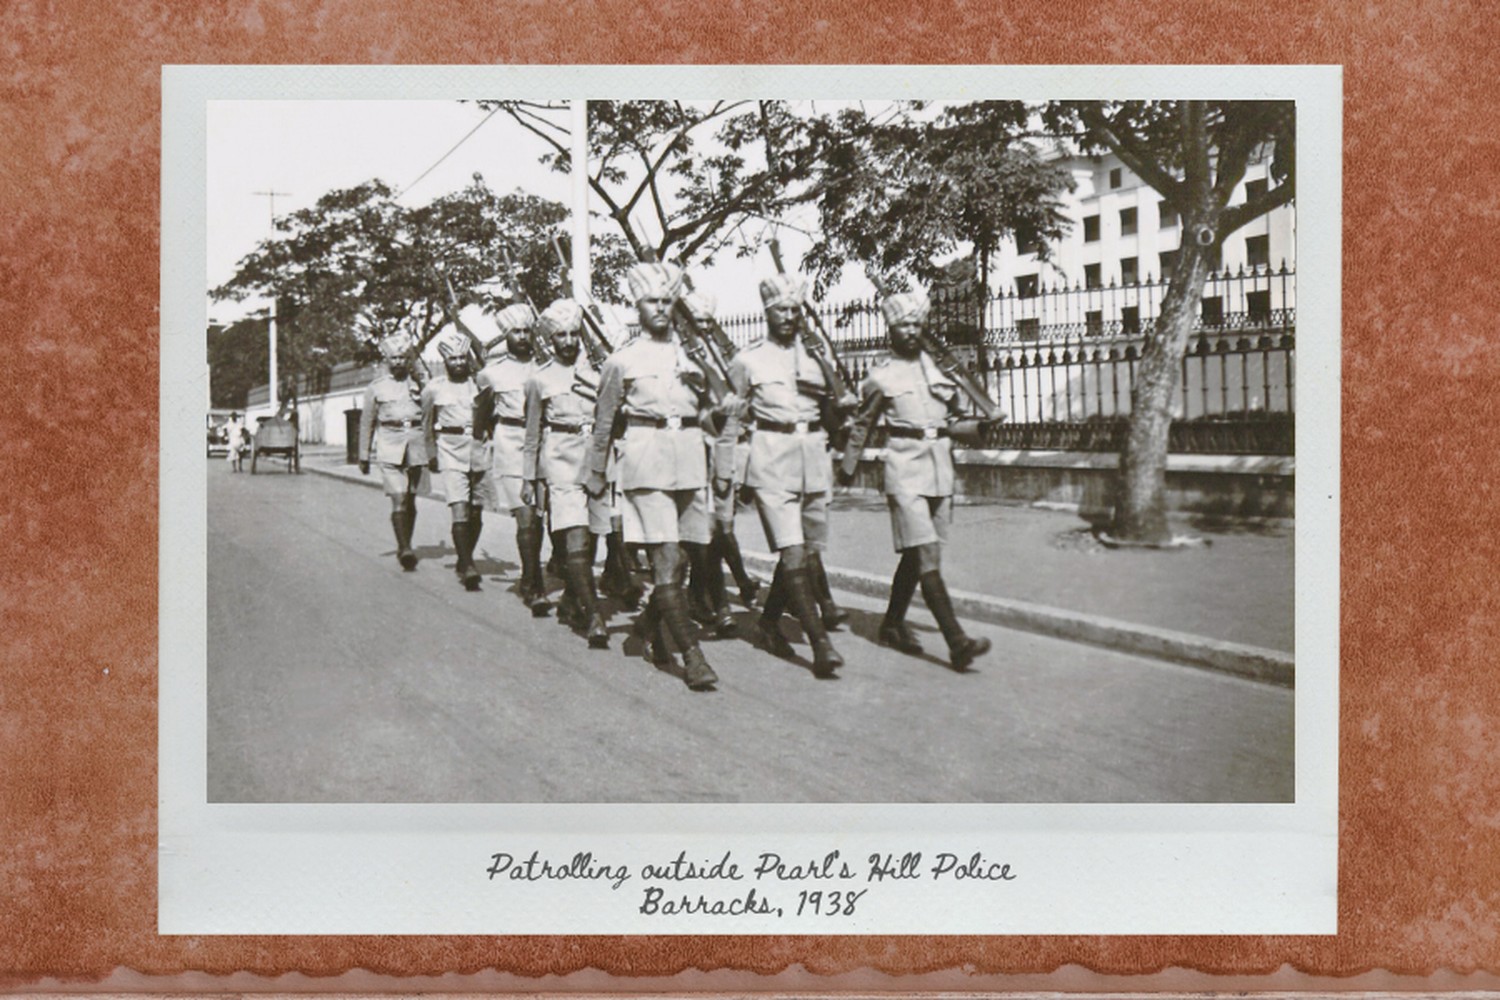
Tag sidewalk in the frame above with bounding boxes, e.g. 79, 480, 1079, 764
298, 445, 1294, 684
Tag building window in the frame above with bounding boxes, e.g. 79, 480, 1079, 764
1246, 178, 1269, 202
1246, 235, 1270, 269
1109, 167, 1122, 189
1018, 230, 1040, 256
1122, 306, 1141, 334
1084, 263, 1101, 289
1120, 207, 1137, 236
1085, 310, 1104, 336
1160, 202, 1179, 228
1083, 214, 1100, 242
1247, 290, 1272, 323
1120, 256, 1139, 285
1017, 318, 1040, 341
1016, 274, 1039, 298
1200, 296, 1224, 327
1159, 249, 1178, 279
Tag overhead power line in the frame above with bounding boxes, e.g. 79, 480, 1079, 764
397, 105, 503, 200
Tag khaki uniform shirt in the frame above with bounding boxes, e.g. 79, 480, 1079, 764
522, 356, 600, 486
475, 355, 536, 478
421, 376, 487, 471
588, 336, 707, 491
719, 339, 831, 493
862, 353, 962, 498
358, 373, 427, 466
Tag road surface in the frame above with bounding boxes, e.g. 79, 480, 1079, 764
207, 462, 1294, 803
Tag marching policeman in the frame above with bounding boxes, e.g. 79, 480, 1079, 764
357, 330, 428, 570
716, 274, 851, 678
523, 299, 611, 649
858, 290, 991, 670
585, 262, 719, 692
421, 328, 488, 591
474, 303, 551, 617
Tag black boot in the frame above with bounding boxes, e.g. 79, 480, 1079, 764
806, 551, 848, 630
716, 522, 759, 606
687, 541, 735, 637
786, 565, 843, 678
453, 520, 480, 590
390, 511, 416, 571
920, 570, 990, 670
754, 563, 797, 659
402, 505, 419, 570
566, 552, 610, 649
877, 550, 923, 654
516, 517, 551, 617
601, 530, 642, 609
633, 589, 673, 668
657, 585, 718, 691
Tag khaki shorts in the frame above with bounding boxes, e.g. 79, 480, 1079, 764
379, 462, 423, 498
752, 487, 829, 552
489, 473, 526, 512
886, 493, 952, 551
548, 483, 612, 535
621, 487, 710, 545
443, 467, 486, 508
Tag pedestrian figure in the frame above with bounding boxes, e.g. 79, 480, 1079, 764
226, 412, 245, 472
474, 303, 551, 617
421, 328, 488, 591
357, 330, 428, 570
856, 289, 992, 670
586, 262, 720, 692
717, 274, 856, 678
523, 299, 611, 649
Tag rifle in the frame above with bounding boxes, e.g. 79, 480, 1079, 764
432, 267, 488, 370
869, 276, 1001, 421
630, 238, 732, 404
766, 238, 854, 403
549, 233, 614, 369
501, 246, 553, 364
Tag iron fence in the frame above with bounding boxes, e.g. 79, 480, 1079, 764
719, 264, 1296, 454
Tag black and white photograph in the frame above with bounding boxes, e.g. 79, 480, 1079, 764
161, 64, 1337, 934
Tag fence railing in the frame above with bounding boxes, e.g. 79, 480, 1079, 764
719, 265, 1296, 454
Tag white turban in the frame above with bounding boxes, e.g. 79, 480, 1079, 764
434, 326, 470, 361
494, 302, 538, 333
759, 274, 806, 310
537, 299, 584, 337
681, 290, 717, 325
376, 330, 414, 361
626, 261, 684, 302
881, 290, 931, 327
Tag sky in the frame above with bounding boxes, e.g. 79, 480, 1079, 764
205, 99, 855, 327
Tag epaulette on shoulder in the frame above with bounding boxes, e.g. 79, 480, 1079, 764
872, 355, 893, 368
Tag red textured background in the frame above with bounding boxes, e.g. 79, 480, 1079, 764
3, 0, 1498, 990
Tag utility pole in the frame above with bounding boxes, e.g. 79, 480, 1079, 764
253, 188, 290, 413
569, 100, 591, 303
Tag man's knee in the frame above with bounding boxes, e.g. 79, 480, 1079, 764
778, 543, 808, 569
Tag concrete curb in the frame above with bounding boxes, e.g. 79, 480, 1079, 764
306, 460, 1294, 688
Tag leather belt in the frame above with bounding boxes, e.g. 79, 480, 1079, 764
626, 414, 699, 430
548, 421, 592, 434
380, 419, 417, 429
437, 425, 474, 435
887, 425, 950, 440
495, 416, 526, 428
755, 418, 824, 435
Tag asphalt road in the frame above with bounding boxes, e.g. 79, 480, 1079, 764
207, 462, 1294, 804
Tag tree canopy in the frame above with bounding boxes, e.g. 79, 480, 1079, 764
210, 176, 634, 402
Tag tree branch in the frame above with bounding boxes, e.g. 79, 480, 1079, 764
1079, 103, 1186, 208
1217, 177, 1296, 238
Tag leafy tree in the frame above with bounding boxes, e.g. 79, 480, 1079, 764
804, 101, 1075, 308
480, 100, 824, 267
1044, 100, 1296, 543
211, 177, 633, 402
207, 318, 269, 410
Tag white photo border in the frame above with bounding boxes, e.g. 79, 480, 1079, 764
161, 64, 1339, 935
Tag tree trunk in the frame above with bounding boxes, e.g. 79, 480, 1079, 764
1112, 238, 1215, 543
